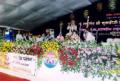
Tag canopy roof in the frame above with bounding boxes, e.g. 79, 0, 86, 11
0, 0, 98, 30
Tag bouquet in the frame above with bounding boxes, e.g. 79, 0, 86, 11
41, 40, 60, 55
59, 46, 80, 72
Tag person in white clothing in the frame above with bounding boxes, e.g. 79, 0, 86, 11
84, 29, 95, 41
23, 33, 27, 41
36, 34, 45, 42
66, 22, 72, 37
70, 20, 77, 32
16, 31, 23, 41
71, 31, 80, 41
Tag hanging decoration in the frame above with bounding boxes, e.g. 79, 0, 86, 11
30, 44, 43, 67
109, 0, 117, 11
83, 10, 89, 19
96, 2, 103, 11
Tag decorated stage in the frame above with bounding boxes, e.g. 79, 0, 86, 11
0, 40, 120, 81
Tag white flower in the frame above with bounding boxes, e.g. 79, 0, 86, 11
87, 51, 92, 55
92, 49, 96, 53
80, 50, 84, 54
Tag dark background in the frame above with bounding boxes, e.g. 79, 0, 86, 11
32, 0, 120, 43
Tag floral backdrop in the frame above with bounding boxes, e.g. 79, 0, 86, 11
0, 39, 120, 81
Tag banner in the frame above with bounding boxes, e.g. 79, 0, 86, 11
8, 53, 37, 75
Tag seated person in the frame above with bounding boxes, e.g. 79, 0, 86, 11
45, 29, 54, 41
84, 29, 95, 41
16, 31, 23, 41
36, 34, 45, 42
71, 31, 80, 41
5, 30, 10, 42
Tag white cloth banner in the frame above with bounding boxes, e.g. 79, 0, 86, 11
8, 53, 37, 76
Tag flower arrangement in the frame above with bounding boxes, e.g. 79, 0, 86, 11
0, 41, 14, 52
59, 46, 80, 72
115, 59, 120, 65
41, 40, 60, 68
59, 41, 120, 81
56, 34, 64, 42
41, 40, 60, 56
12, 40, 32, 54
29, 43, 43, 67
41, 41, 60, 51
30, 44, 43, 57
117, 49, 120, 54
0, 39, 120, 80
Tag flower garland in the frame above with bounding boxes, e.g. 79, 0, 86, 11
109, 0, 117, 11
30, 44, 43, 67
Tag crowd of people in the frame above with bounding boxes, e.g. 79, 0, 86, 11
4, 19, 95, 42
65, 19, 95, 42
16, 29, 54, 42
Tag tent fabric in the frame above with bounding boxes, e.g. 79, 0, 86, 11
0, 0, 98, 30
